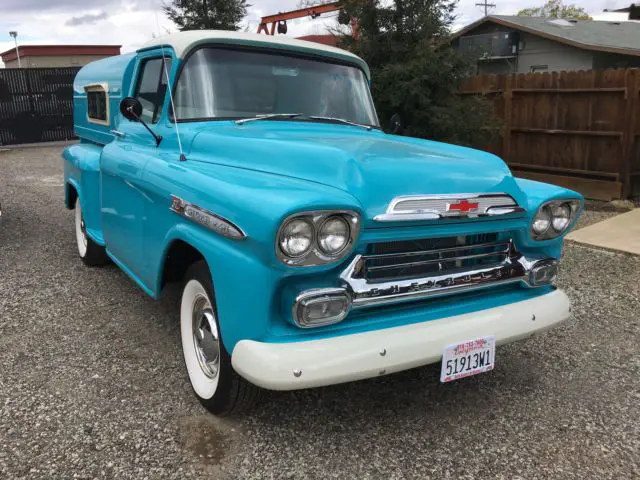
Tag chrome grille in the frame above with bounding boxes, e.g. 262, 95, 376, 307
364, 234, 510, 282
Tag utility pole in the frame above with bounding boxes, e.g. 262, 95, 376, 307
475, 0, 496, 16
9, 31, 21, 68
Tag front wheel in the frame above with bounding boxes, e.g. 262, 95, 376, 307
180, 261, 261, 415
75, 200, 109, 266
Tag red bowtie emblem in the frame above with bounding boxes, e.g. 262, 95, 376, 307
447, 199, 479, 213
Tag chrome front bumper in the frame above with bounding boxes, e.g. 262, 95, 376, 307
340, 252, 558, 309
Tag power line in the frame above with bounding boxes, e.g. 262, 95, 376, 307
475, 0, 496, 16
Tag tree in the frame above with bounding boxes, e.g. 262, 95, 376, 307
163, 0, 248, 31
337, 0, 500, 146
517, 0, 592, 20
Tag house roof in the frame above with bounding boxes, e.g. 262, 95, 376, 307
0, 45, 121, 63
139, 30, 369, 78
452, 15, 640, 57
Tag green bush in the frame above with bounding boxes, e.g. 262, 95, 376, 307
339, 0, 501, 147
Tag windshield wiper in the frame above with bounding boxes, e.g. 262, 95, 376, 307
307, 115, 373, 131
235, 113, 303, 125
235, 113, 373, 130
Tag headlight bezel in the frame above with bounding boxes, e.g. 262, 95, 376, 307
530, 199, 581, 240
276, 210, 360, 266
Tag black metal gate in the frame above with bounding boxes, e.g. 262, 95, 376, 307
0, 67, 80, 146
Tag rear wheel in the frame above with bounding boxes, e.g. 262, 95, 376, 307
75, 200, 109, 266
180, 261, 261, 415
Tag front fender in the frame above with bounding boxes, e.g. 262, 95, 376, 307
144, 163, 367, 352
514, 178, 584, 258
142, 158, 365, 272
63, 143, 105, 245
158, 222, 280, 353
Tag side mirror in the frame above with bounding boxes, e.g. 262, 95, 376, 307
120, 97, 143, 122
387, 113, 403, 134
118, 96, 163, 147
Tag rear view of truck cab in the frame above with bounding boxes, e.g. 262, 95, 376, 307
63, 30, 583, 415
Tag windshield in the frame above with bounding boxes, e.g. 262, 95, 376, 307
173, 47, 379, 127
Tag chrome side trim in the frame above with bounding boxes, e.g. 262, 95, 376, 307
170, 195, 246, 240
110, 129, 126, 138
374, 193, 525, 222
339, 251, 557, 309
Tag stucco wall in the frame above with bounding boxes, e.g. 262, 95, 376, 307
459, 23, 601, 75
4, 54, 112, 68
516, 33, 593, 73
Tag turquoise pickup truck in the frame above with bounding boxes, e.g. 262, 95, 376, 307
63, 31, 582, 415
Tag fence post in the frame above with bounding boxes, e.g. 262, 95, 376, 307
502, 74, 513, 162
622, 69, 638, 198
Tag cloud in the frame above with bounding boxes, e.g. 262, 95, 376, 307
1, 0, 161, 14
65, 11, 108, 26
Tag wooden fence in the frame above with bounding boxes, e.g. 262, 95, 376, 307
460, 68, 640, 200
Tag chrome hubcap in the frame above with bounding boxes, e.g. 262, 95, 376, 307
192, 295, 220, 379
79, 214, 87, 247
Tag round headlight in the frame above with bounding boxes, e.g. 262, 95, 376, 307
551, 203, 572, 232
279, 219, 313, 257
532, 206, 551, 235
318, 216, 350, 255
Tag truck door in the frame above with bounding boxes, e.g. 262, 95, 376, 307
101, 54, 171, 284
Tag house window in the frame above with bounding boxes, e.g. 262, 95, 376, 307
85, 84, 109, 126
134, 57, 172, 123
530, 65, 548, 73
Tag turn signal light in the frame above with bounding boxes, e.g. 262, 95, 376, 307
527, 260, 558, 286
293, 288, 352, 328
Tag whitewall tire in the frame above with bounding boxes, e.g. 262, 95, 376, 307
181, 279, 221, 400
75, 199, 109, 266
180, 261, 261, 415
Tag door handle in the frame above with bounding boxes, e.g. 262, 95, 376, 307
110, 129, 126, 138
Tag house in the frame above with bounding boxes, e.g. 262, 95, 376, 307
1, 45, 121, 69
452, 15, 640, 74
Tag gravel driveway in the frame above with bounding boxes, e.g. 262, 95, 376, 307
1, 145, 638, 479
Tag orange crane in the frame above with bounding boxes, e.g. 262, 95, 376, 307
256, 2, 359, 39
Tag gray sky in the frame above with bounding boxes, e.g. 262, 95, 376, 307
0, 0, 632, 67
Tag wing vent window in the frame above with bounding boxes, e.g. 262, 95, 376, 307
134, 57, 172, 124
85, 84, 109, 126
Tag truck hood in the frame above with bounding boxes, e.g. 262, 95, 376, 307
188, 122, 525, 223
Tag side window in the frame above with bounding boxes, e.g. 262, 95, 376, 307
134, 57, 172, 123
85, 84, 109, 125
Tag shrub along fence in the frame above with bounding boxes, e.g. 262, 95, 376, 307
0, 67, 80, 146
460, 68, 640, 200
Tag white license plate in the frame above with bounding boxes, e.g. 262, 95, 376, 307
440, 336, 496, 383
